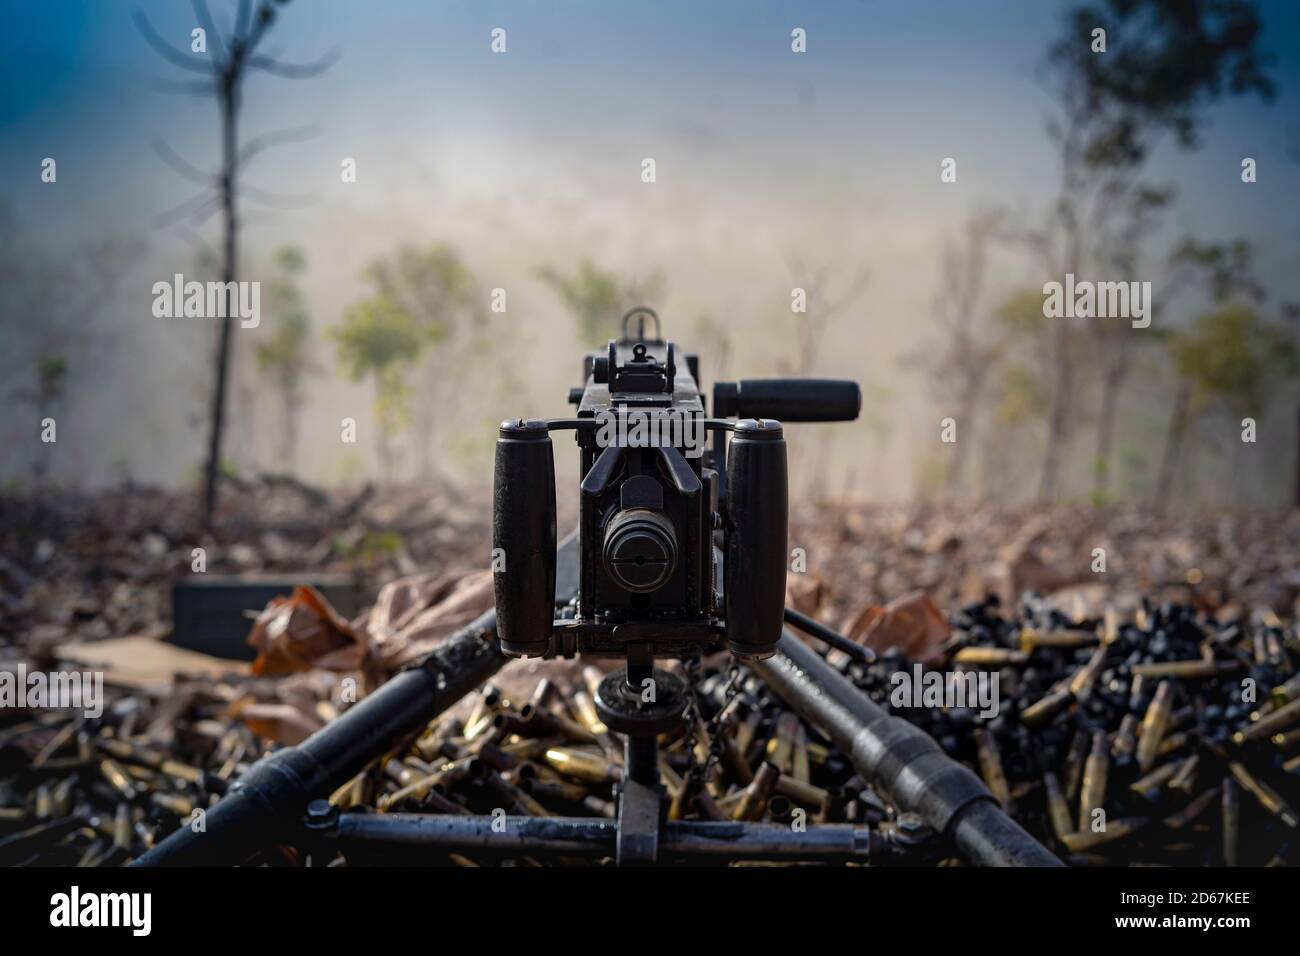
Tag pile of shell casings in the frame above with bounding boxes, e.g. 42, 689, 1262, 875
2, 663, 926, 867
842, 597, 1300, 866
0, 684, 269, 866
327, 665, 922, 866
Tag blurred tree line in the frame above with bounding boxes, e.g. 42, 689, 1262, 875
921, 0, 1299, 508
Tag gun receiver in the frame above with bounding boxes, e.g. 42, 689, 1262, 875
492, 306, 861, 663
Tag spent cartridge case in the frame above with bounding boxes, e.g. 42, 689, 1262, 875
1222, 778, 1240, 866
1234, 696, 1300, 744
1069, 644, 1108, 699
1063, 728, 1090, 799
1135, 681, 1174, 773
1168, 753, 1199, 793
1019, 627, 1099, 650
1130, 660, 1240, 679
1130, 761, 1180, 801
1044, 771, 1074, 842
732, 761, 780, 822
1060, 817, 1147, 853
774, 774, 830, 808
953, 648, 1029, 667
1228, 761, 1298, 828
1271, 672, 1300, 706
1079, 731, 1110, 823
974, 728, 1012, 810
1163, 786, 1218, 830
1021, 685, 1074, 728
1111, 714, 1139, 758
543, 747, 620, 785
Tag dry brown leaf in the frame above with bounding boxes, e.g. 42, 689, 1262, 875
246, 585, 365, 676
841, 590, 949, 664
785, 573, 824, 617
347, 570, 497, 684
228, 698, 324, 746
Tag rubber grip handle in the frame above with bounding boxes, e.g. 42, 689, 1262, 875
713, 379, 860, 422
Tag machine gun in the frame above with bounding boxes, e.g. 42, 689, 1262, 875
135, 308, 1058, 868
495, 306, 859, 664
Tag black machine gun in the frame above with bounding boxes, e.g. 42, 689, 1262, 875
135, 308, 1058, 868
494, 306, 860, 662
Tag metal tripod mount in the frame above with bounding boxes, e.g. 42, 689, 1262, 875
592, 649, 689, 865
133, 592, 1060, 866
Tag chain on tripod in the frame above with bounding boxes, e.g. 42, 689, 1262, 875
681, 658, 742, 802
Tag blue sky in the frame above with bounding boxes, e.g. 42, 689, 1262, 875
4, 0, 1296, 243
2, 1, 1298, 494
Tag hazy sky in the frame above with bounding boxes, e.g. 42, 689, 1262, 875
3, 1, 1299, 498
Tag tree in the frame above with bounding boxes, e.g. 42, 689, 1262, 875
782, 257, 870, 377
1014, 0, 1273, 498
365, 244, 482, 480
1150, 239, 1285, 507
332, 269, 439, 482
922, 210, 1003, 496
1, 205, 144, 488
253, 246, 314, 473
1153, 304, 1297, 507
979, 289, 1067, 500
692, 313, 733, 382
538, 260, 664, 346
1086, 185, 1172, 502
136, 0, 336, 528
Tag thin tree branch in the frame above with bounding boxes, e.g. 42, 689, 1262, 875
235, 0, 253, 41
133, 10, 214, 74
247, 49, 341, 79
237, 124, 321, 167
191, 0, 227, 61
240, 183, 317, 208
152, 139, 217, 186
152, 190, 221, 229
170, 223, 220, 263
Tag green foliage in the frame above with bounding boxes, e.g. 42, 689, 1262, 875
1168, 238, 1265, 304
254, 244, 314, 384
36, 355, 67, 404
995, 365, 1051, 426
538, 259, 664, 346
984, 289, 1059, 428
995, 289, 1046, 337
366, 242, 479, 345
336, 529, 406, 562
1053, 0, 1273, 169
332, 292, 430, 429
1170, 304, 1298, 419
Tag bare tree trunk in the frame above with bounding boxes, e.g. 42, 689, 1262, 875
283, 386, 299, 475
1092, 362, 1126, 502
1152, 381, 1191, 511
201, 83, 239, 528
1039, 319, 1072, 498
946, 403, 976, 496
1294, 402, 1300, 509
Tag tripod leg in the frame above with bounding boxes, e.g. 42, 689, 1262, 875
617, 733, 662, 866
